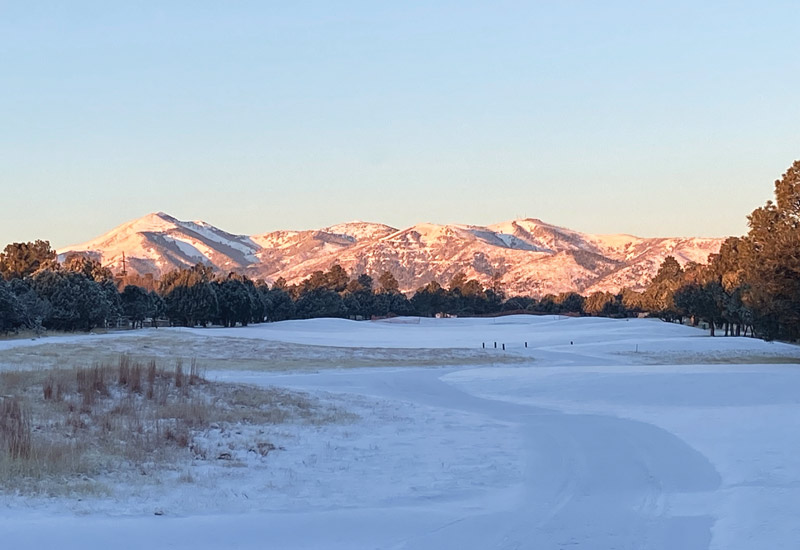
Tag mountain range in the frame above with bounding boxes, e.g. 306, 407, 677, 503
57, 212, 723, 296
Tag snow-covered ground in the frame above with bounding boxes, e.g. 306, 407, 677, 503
2, 316, 800, 549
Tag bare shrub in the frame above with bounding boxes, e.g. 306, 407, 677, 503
164, 421, 190, 448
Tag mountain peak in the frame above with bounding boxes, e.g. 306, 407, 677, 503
323, 221, 398, 242
57, 214, 724, 296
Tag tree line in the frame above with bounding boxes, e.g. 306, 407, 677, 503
1, 160, 798, 340
628, 160, 800, 341
0, 245, 638, 333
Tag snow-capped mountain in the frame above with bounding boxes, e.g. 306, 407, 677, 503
57, 212, 723, 296
57, 212, 261, 276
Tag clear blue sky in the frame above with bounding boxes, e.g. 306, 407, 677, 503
2, 1, 798, 248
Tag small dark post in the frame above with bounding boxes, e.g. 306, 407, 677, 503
502, 343, 505, 351
482, 342, 485, 349
525, 342, 528, 348
494, 342, 497, 349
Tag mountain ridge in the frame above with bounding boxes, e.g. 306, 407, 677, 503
58, 212, 723, 296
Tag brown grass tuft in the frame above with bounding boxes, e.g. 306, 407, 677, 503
175, 360, 183, 388
0, 398, 32, 459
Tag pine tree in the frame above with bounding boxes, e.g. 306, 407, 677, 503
0, 240, 56, 280
0, 279, 24, 333
378, 271, 400, 294
737, 160, 800, 339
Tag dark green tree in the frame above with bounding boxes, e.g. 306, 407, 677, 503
121, 285, 153, 328
342, 274, 375, 318
33, 270, 112, 331
410, 281, 447, 317
295, 288, 346, 319
160, 263, 219, 327
260, 284, 296, 321
0, 279, 25, 332
555, 292, 585, 315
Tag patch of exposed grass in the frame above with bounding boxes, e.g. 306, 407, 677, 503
0, 331, 525, 373
0, 356, 350, 495
618, 350, 800, 365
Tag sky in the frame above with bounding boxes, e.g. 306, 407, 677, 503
2, 1, 799, 248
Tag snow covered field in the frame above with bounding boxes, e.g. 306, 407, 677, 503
2, 316, 800, 549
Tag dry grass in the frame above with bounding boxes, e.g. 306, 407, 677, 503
618, 350, 800, 365
0, 331, 524, 373
0, 398, 31, 459
0, 356, 349, 495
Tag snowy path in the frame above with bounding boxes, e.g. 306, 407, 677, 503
2, 316, 800, 549
216, 366, 722, 550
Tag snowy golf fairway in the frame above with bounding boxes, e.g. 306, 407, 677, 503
2, 316, 800, 549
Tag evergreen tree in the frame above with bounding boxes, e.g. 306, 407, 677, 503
121, 285, 153, 328
215, 275, 259, 327
33, 270, 112, 331
584, 291, 615, 316
377, 271, 400, 294
160, 263, 219, 327
501, 295, 536, 312
674, 282, 726, 336
63, 253, 114, 282
9, 278, 50, 331
373, 290, 412, 317
261, 284, 295, 321
410, 281, 447, 317
343, 274, 375, 318
295, 287, 345, 319
325, 264, 350, 293
642, 256, 684, 321
0, 279, 24, 333
555, 292, 585, 315
0, 240, 56, 280
735, 160, 800, 339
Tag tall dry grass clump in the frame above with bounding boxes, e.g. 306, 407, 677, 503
0, 398, 32, 460
175, 359, 184, 388
146, 359, 157, 399
0, 355, 345, 495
